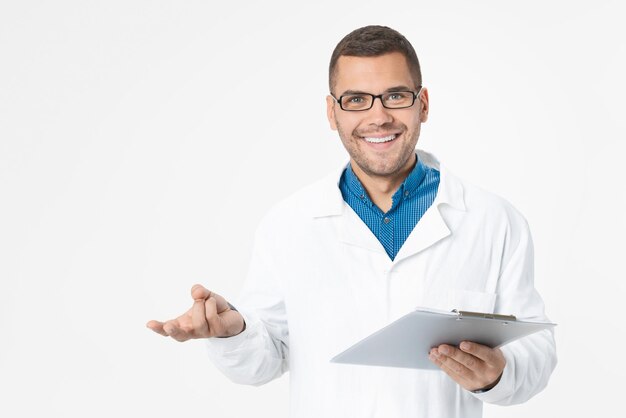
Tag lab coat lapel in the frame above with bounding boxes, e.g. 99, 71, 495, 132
392, 203, 451, 263
311, 161, 386, 254
337, 204, 387, 254
393, 162, 466, 264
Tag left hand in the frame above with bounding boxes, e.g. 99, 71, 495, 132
429, 341, 505, 392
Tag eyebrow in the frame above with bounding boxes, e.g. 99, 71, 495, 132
340, 85, 414, 96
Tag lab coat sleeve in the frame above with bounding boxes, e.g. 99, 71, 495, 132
204, 214, 289, 386
472, 211, 557, 405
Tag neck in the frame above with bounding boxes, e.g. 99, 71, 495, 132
351, 153, 416, 213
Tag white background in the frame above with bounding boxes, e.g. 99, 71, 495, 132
1, 1, 625, 417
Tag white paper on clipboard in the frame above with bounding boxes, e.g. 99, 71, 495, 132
330, 307, 556, 370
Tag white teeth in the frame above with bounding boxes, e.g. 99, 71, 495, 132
363, 134, 396, 143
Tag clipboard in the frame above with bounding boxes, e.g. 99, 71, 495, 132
330, 307, 556, 370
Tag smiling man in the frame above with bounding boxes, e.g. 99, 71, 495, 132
148, 25, 556, 418
328, 52, 427, 214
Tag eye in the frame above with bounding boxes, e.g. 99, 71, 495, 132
347, 95, 366, 103
387, 92, 409, 101
341, 94, 372, 110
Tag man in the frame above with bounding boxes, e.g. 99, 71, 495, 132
147, 25, 556, 417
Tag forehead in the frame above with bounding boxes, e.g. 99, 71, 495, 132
333, 52, 415, 95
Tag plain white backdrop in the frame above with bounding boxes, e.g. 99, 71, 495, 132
1, 1, 625, 417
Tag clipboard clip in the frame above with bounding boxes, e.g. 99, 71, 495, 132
452, 309, 517, 322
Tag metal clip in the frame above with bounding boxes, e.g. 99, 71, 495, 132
452, 309, 517, 321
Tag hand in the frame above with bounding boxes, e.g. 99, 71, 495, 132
429, 341, 505, 392
146, 284, 245, 342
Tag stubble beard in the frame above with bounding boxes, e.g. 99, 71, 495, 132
336, 119, 420, 178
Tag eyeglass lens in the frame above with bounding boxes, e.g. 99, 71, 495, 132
340, 91, 416, 111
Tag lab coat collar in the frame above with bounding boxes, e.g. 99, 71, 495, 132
311, 149, 467, 262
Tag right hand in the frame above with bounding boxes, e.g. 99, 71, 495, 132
146, 284, 245, 342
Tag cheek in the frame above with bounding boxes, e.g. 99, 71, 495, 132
330, 107, 359, 134
335, 117, 358, 138
405, 111, 422, 126
404, 114, 423, 135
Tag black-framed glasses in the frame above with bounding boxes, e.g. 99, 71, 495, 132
331, 86, 422, 111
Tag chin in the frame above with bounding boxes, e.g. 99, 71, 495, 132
365, 153, 415, 177
360, 161, 402, 177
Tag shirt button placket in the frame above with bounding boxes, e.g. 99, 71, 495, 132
380, 215, 393, 259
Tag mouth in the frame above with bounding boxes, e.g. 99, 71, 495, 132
360, 133, 398, 144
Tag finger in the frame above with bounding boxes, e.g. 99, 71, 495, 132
191, 284, 212, 300
146, 320, 168, 336
191, 298, 210, 337
162, 320, 179, 336
429, 347, 445, 368
435, 345, 474, 377
429, 347, 460, 372
163, 321, 192, 342
459, 341, 497, 364
205, 297, 225, 336
440, 344, 484, 372
429, 348, 472, 385
191, 285, 231, 314
438, 358, 475, 388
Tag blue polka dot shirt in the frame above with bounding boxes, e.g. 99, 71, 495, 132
339, 153, 440, 260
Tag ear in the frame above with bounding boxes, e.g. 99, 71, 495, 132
419, 87, 429, 123
326, 95, 338, 131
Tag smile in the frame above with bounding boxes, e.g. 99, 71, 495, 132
362, 134, 397, 144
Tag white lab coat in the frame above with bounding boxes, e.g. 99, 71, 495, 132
206, 150, 556, 418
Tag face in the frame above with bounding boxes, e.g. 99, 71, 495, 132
326, 52, 429, 179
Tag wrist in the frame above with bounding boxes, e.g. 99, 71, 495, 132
471, 372, 503, 394
215, 302, 246, 337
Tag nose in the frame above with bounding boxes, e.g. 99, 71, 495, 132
365, 96, 393, 126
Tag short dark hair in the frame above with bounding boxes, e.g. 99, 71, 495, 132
328, 25, 422, 93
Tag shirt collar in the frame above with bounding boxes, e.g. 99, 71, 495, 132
342, 153, 427, 212
311, 149, 466, 218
